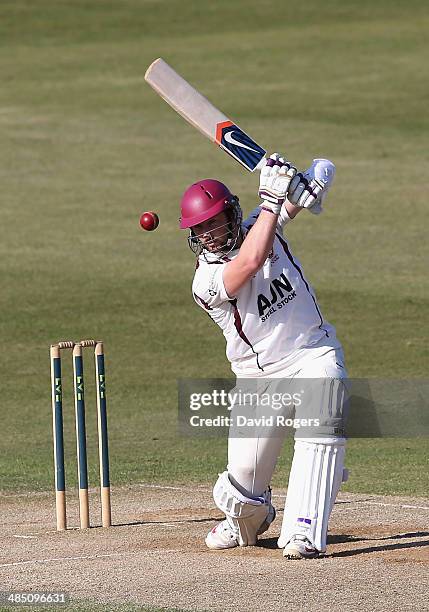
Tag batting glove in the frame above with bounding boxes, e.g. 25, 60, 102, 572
287, 158, 336, 215
259, 153, 297, 215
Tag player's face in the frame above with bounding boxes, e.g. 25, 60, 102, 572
192, 212, 231, 252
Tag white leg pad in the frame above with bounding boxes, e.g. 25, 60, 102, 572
278, 437, 346, 552
213, 471, 276, 546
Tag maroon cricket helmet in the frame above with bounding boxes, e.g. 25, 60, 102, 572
179, 179, 236, 229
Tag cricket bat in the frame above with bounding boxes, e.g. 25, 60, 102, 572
144, 58, 266, 172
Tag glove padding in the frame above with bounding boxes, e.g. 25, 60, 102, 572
259, 153, 297, 214
288, 158, 336, 215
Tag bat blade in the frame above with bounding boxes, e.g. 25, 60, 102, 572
144, 58, 266, 172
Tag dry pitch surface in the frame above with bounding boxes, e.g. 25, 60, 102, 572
1, 485, 428, 612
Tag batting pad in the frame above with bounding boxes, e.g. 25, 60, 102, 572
213, 471, 275, 546
278, 437, 346, 552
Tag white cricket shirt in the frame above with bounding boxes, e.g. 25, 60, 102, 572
192, 207, 341, 376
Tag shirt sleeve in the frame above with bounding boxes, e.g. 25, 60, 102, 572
193, 263, 231, 310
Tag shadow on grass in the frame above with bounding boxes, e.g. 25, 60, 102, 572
257, 532, 429, 555
113, 515, 221, 527
329, 538, 429, 558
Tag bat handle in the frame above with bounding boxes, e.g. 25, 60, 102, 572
255, 157, 266, 172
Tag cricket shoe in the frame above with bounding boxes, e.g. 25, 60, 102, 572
283, 535, 320, 559
205, 520, 239, 550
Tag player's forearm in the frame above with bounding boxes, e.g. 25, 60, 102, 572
223, 209, 279, 297
223, 210, 278, 297
237, 209, 278, 269
224, 155, 296, 297
284, 200, 302, 219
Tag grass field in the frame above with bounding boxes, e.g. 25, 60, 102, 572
0, 0, 428, 512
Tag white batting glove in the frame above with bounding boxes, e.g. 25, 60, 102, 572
259, 153, 297, 215
287, 158, 336, 215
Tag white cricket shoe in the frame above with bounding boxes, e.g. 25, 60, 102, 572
283, 535, 320, 559
205, 520, 239, 550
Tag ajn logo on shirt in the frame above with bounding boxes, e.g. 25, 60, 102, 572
257, 273, 296, 319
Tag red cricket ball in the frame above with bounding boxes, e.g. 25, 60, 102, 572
139, 211, 159, 231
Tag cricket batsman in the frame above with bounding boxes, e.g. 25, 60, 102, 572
180, 155, 348, 559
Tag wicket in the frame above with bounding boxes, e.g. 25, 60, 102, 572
50, 339, 111, 531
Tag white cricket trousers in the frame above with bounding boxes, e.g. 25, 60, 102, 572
227, 346, 347, 496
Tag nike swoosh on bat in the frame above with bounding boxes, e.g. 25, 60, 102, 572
223, 130, 259, 153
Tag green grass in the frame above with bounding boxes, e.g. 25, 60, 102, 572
0, 0, 428, 498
